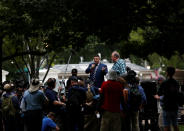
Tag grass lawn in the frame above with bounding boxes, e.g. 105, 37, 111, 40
179, 124, 184, 130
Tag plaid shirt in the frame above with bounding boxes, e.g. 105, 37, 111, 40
112, 59, 126, 76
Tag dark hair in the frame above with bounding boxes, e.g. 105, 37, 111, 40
47, 78, 56, 88
47, 112, 55, 118
125, 69, 137, 84
71, 68, 78, 74
32, 79, 40, 86
166, 66, 175, 77
126, 66, 131, 72
94, 54, 100, 58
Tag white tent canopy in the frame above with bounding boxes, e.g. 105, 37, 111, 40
2, 70, 9, 82
39, 60, 155, 82
53, 61, 154, 80
39, 68, 61, 82
39, 68, 65, 93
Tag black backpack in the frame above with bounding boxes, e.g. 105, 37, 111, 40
67, 88, 84, 110
129, 85, 142, 111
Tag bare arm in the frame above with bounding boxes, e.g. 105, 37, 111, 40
56, 125, 60, 131
53, 100, 66, 106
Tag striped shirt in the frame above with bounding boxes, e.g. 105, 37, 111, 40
112, 59, 126, 76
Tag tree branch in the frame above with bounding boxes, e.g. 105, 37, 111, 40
2, 51, 47, 62
42, 54, 56, 83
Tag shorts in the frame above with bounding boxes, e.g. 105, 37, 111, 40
163, 110, 178, 127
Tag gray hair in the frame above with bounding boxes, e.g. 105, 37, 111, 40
107, 69, 118, 80
112, 51, 120, 58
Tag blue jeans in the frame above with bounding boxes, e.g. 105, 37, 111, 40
90, 86, 100, 100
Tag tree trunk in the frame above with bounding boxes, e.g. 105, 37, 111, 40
42, 54, 56, 83
35, 56, 41, 79
0, 37, 2, 83
30, 55, 36, 79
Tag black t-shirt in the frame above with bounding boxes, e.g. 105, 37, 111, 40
45, 88, 58, 113
158, 78, 179, 111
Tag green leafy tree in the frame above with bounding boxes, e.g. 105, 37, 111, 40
167, 52, 184, 69
148, 53, 162, 69
1, 0, 184, 82
0, 0, 89, 81
129, 54, 144, 66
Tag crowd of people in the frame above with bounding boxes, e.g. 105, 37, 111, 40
0, 51, 182, 131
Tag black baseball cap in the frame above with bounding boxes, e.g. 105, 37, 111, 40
71, 68, 78, 74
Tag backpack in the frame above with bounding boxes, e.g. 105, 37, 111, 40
67, 88, 83, 110
1, 95, 16, 117
129, 85, 142, 111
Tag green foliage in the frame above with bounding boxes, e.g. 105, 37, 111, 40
1, 0, 90, 80
129, 28, 145, 45
53, 35, 112, 64
148, 53, 161, 69
1, 0, 184, 81
129, 54, 144, 66
147, 52, 184, 70
1, 0, 184, 58
167, 52, 184, 69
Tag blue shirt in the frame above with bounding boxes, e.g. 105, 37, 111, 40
112, 59, 126, 76
42, 116, 56, 131
23, 90, 46, 111
137, 85, 147, 104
